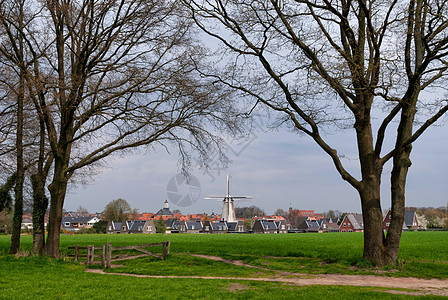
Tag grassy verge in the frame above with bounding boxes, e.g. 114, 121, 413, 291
0, 255, 443, 299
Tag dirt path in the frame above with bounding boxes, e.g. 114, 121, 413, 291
86, 254, 448, 296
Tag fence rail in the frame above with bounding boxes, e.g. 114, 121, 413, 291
67, 241, 170, 268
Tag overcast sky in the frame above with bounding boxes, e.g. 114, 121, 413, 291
64, 114, 448, 215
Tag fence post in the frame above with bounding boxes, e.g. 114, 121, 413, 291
87, 245, 91, 265
162, 240, 170, 259
75, 245, 79, 262
106, 242, 112, 268
87, 245, 93, 265
101, 245, 106, 267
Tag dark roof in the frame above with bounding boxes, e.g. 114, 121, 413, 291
164, 219, 175, 227
227, 222, 238, 231
319, 218, 338, 225
110, 221, 122, 231
210, 222, 227, 231
260, 220, 278, 230
186, 221, 202, 230
404, 211, 416, 227
128, 221, 146, 232
155, 207, 173, 216
171, 220, 181, 230
307, 220, 320, 228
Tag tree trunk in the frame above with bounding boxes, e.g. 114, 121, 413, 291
9, 177, 23, 254
358, 175, 387, 265
31, 174, 48, 255
45, 159, 69, 258
10, 43, 25, 254
32, 117, 50, 255
354, 102, 389, 266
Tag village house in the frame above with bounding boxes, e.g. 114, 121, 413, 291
227, 220, 246, 233
339, 214, 364, 232
297, 219, 322, 233
142, 220, 156, 234
252, 219, 288, 234
202, 220, 228, 234
319, 218, 340, 233
107, 220, 156, 234
62, 216, 100, 232
382, 210, 419, 231
177, 220, 203, 233
21, 215, 33, 231
107, 221, 122, 234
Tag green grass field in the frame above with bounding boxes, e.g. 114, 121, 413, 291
0, 232, 447, 299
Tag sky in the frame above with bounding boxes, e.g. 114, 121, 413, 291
64, 113, 448, 215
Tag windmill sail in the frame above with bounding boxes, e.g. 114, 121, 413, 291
205, 175, 252, 222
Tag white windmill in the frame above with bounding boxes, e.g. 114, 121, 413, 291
205, 175, 252, 222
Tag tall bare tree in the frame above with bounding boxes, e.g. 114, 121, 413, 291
184, 0, 448, 265
0, 0, 240, 257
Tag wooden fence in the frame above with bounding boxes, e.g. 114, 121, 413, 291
67, 241, 170, 268
67, 245, 106, 266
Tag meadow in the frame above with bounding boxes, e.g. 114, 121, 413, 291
0, 232, 447, 299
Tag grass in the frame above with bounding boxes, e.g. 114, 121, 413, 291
0, 232, 447, 298
0, 255, 443, 299
3, 231, 447, 262
103, 253, 276, 277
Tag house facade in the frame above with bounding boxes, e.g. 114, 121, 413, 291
339, 214, 364, 232
252, 219, 288, 234
227, 220, 246, 233
62, 216, 100, 232
320, 218, 339, 232
297, 219, 322, 233
202, 221, 228, 234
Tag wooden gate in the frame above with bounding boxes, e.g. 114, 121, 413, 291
67, 241, 170, 268
106, 241, 170, 268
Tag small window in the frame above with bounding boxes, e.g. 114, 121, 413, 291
122, 226, 126, 231
64, 222, 70, 226
108, 226, 112, 230
147, 226, 152, 231
341, 230, 346, 232
281, 225, 285, 229
386, 223, 390, 227
205, 226, 209, 231
343, 223, 346, 226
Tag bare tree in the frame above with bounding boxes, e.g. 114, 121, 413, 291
0, 0, 241, 257
274, 208, 287, 217
185, 0, 448, 265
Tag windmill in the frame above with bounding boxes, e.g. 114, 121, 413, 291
205, 175, 252, 222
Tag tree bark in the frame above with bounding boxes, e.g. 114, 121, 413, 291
32, 117, 51, 255
45, 157, 69, 258
10, 33, 25, 254
31, 174, 48, 255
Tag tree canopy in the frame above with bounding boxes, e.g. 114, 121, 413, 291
184, 0, 448, 265
102, 198, 132, 222
0, 0, 243, 257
